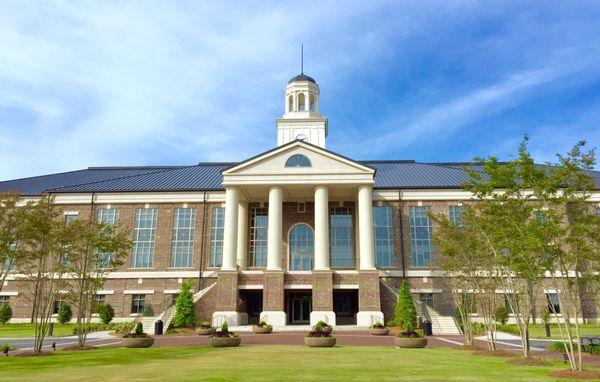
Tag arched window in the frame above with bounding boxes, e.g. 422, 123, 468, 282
289, 224, 313, 270
288, 95, 294, 112
298, 93, 306, 111
310, 95, 316, 112
285, 154, 311, 167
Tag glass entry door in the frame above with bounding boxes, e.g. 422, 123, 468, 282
289, 293, 311, 324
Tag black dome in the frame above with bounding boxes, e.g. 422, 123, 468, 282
288, 74, 316, 84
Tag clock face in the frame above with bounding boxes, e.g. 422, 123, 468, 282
295, 134, 308, 141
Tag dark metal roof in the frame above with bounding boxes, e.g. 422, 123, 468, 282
1, 160, 598, 196
288, 74, 316, 84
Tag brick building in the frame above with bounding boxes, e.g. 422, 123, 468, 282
1, 73, 599, 331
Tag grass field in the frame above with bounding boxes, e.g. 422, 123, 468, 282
0, 345, 586, 382
0, 323, 76, 338
498, 323, 600, 340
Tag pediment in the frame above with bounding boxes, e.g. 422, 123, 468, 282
222, 140, 374, 186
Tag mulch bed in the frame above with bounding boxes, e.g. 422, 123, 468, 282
507, 356, 551, 366
13, 350, 54, 357
61, 345, 97, 351
549, 370, 600, 380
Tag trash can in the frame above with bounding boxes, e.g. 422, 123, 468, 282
423, 320, 433, 336
154, 320, 164, 335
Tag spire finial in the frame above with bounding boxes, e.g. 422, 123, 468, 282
301, 43, 304, 74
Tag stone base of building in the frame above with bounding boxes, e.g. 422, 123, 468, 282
356, 311, 384, 327
260, 311, 287, 326
212, 311, 247, 327
310, 311, 336, 326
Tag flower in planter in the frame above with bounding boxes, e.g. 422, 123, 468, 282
123, 322, 152, 339
210, 322, 239, 339
370, 322, 386, 329
396, 329, 424, 338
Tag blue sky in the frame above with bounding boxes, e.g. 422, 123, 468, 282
1, 1, 599, 180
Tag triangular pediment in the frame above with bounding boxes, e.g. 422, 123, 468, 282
222, 140, 374, 186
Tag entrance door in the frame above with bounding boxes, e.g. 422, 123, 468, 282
289, 293, 311, 324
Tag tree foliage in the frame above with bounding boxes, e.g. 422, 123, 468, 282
0, 303, 12, 324
57, 303, 72, 324
172, 279, 197, 328
394, 281, 417, 332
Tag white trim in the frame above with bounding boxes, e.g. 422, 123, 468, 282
49, 191, 226, 205
0, 291, 18, 296
240, 270, 264, 275
284, 284, 312, 289
410, 288, 443, 294
96, 290, 114, 295
544, 289, 561, 294
63, 210, 79, 216
333, 284, 358, 289
123, 289, 154, 295
164, 289, 182, 294
238, 284, 263, 290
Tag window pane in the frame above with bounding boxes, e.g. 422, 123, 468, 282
250, 207, 268, 267
330, 207, 354, 268
95, 208, 120, 268
209, 207, 225, 267
373, 206, 394, 267
131, 209, 158, 268
409, 206, 434, 267
289, 224, 314, 270
171, 208, 196, 268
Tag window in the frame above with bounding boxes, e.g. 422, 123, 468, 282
209, 207, 225, 267
373, 206, 394, 268
53, 300, 64, 314
64, 212, 78, 224
547, 292, 561, 314
171, 293, 179, 306
409, 206, 434, 267
288, 95, 293, 112
298, 93, 306, 111
285, 154, 311, 167
289, 224, 313, 270
250, 207, 268, 267
131, 294, 146, 314
534, 210, 547, 223
131, 208, 158, 268
94, 294, 106, 305
310, 96, 316, 112
171, 208, 196, 268
449, 205, 464, 227
504, 293, 519, 314
420, 293, 434, 308
330, 207, 354, 268
96, 208, 120, 268
0, 296, 9, 306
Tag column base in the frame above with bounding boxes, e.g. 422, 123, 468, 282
356, 311, 384, 327
212, 311, 244, 327
310, 311, 336, 326
260, 311, 287, 326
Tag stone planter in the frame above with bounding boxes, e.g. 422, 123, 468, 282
369, 328, 390, 336
393, 337, 428, 348
208, 336, 241, 347
197, 328, 214, 336
121, 336, 155, 348
252, 326, 273, 334
321, 327, 333, 335
304, 336, 336, 347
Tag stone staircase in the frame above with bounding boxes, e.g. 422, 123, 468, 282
140, 282, 217, 334
381, 280, 461, 335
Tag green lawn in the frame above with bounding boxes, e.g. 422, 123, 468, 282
0, 345, 585, 381
0, 323, 76, 338
499, 323, 600, 340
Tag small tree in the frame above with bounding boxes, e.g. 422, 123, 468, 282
0, 191, 27, 296
394, 281, 417, 332
0, 303, 12, 324
57, 303, 72, 324
98, 304, 114, 325
172, 279, 197, 328
494, 306, 508, 325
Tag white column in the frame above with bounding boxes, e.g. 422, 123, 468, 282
267, 186, 283, 270
221, 187, 239, 271
314, 185, 329, 270
236, 201, 248, 270
358, 184, 375, 270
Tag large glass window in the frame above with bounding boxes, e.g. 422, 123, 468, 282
209, 207, 225, 267
131, 208, 158, 268
547, 292, 561, 314
289, 224, 313, 270
0, 296, 9, 306
250, 207, 268, 267
131, 294, 146, 314
449, 205, 464, 227
330, 207, 354, 268
373, 206, 394, 268
96, 208, 120, 268
285, 154, 311, 167
409, 206, 434, 267
171, 208, 196, 268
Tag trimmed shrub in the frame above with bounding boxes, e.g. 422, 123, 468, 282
394, 281, 417, 332
135, 322, 144, 335
172, 280, 197, 328
0, 303, 12, 324
494, 306, 509, 325
98, 303, 115, 325
57, 303, 72, 324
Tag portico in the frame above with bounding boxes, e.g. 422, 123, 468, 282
212, 140, 384, 327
